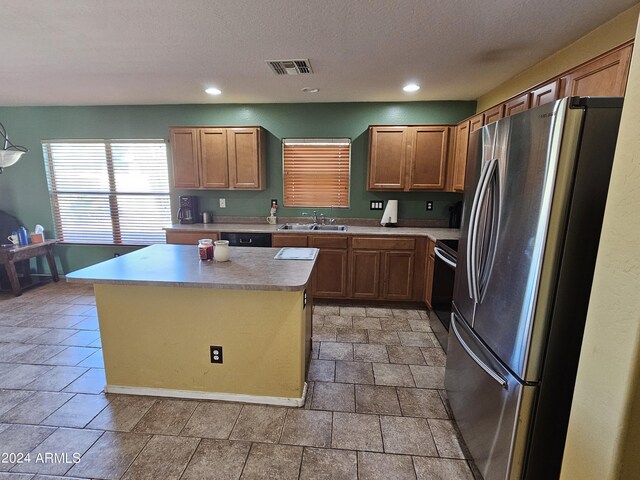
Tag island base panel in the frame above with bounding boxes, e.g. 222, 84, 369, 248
94, 284, 309, 402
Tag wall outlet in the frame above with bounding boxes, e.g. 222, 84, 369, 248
219, 198, 226, 208
210, 346, 223, 363
426, 201, 433, 211
370, 200, 384, 210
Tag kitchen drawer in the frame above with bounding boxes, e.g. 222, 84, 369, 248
309, 235, 349, 249
272, 234, 308, 247
352, 237, 415, 250
166, 231, 219, 245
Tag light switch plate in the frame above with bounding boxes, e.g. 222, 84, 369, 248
370, 200, 383, 210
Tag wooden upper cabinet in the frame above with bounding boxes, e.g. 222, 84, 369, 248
451, 121, 470, 192
503, 92, 531, 117
469, 114, 484, 132
368, 125, 450, 191
200, 128, 230, 189
228, 128, 265, 189
407, 126, 449, 190
169, 126, 265, 190
170, 128, 201, 188
368, 127, 408, 190
483, 104, 504, 125
530, 80, 559, 108
561, 44, 633, 98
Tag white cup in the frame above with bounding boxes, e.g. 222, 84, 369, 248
7, 234, 19, 245
266, 216, 277, 225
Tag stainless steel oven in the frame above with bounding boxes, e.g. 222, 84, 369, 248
431, 239, 458, 350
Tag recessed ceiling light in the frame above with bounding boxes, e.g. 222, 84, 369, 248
302, 87, 319, 93
205, 87, 222, 95
403, 84, 420, 92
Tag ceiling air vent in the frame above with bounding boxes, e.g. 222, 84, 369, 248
267, 59, 313, 75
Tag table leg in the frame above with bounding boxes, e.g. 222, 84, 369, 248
4, 261, 22, 296
45, 247, 60, 282
21, 260, 32, 285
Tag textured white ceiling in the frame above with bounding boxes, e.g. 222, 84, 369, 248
0, 0, 637, 106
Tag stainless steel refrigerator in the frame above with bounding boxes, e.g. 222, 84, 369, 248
445, 97, 623, 480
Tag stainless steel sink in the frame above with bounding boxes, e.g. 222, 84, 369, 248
277, 223, 317, 231
313, 225, 348, 231
277, 223, 348, 231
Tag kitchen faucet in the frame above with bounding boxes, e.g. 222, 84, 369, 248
302, 211, 318, 224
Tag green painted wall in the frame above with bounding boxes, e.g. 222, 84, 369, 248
0, 101, 474, 272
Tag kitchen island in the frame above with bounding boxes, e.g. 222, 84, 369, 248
66, 244, 317, 406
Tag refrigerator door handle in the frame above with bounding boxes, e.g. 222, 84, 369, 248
434, 247, 457, 268
451, 313, 508, 389
467, 159, 491, 301
469, 159, 497, 303
476, 158, 501, 303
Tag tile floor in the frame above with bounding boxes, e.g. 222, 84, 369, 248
0, 281, 479, 480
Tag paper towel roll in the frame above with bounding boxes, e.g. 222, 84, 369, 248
380, 200, 398, 226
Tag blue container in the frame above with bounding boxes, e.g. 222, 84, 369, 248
17, 226, 29, 246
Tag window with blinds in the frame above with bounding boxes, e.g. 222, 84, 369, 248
42, 140, 171, 245
283, 138, 351, 208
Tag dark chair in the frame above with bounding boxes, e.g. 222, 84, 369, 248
0, 210, 30, 290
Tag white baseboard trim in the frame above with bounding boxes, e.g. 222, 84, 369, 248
105, 382, 308, 407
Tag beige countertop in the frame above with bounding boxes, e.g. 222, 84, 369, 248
66, 244, 317, 291
164, 223, 460, 241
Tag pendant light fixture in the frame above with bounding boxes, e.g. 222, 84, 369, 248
0, 122, 28, 173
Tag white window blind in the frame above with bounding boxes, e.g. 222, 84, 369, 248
43, 140, 171, 245
283, 138, 351, 208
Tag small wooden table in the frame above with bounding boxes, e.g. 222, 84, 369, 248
0, 240, 59, 296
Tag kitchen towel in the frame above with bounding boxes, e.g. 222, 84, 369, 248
380, 200, 398, 225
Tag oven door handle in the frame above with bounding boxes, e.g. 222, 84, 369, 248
434, 247, 457, 269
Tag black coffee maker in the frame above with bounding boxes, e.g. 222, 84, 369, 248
177, 195, 199, 224
449, 201, 462, 229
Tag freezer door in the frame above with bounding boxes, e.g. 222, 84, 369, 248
445, 310, 536, 480
471, 99, 581, 381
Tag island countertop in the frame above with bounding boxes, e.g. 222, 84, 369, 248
65, 244, 317, 291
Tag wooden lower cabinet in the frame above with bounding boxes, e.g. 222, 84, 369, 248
272, 234, 308, 247
310, 236, 349, 298
350, 250, 380, 299
312, 249, 348, 298
382, 251, 415, 300
166, 231, 219, 245
424, 239, 436, 307
349, 236, 424, 302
